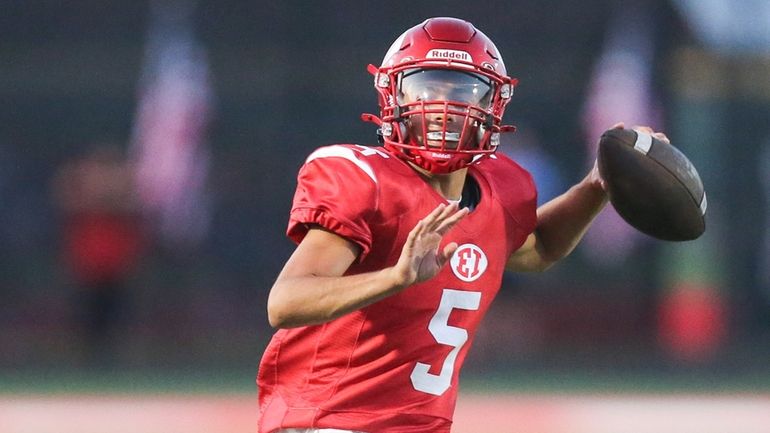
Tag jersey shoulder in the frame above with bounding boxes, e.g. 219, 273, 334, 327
303, 144, 394, 182
473, 153, 538, 233
287, 144, 400, 259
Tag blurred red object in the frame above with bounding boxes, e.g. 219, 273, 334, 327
54, 145, 144, 285
657, 283, 727, 362
64, 213, 143, 285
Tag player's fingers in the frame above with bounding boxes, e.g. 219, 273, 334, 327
414, 204, 443, 238
424, 201, 457, 232
404, 220, 423, 251
434, 201, 461, 227
420, 203, 447, 231
634, 126, 654, 135
611, 122, 625, 130
437, 242, 459, 267
435, 206, 469, 235
653, 132, 670, 144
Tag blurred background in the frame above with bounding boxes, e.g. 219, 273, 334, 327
2, 0, 770, 431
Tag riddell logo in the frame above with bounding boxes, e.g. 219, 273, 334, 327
430, 152, 451, 159
450, 244, 488, 282
427, 49, 473, 62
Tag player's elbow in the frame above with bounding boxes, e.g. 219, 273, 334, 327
530, 240, 565, 272
266, 290, 293, 329
526, 255, 558, 273
267, 305, 286, 329
533, 257, 557, 273
268, 298, 306, 329
268, 304, 325, 329
535, 233, 584, 270
267, 288, 319, 329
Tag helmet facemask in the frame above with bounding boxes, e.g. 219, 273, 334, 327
399, 68, 492, 151
379, 64, 509, 173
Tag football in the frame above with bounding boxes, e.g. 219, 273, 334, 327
597, 127, 706, 241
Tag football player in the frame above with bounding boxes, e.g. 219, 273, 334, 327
258, 16, 662, 433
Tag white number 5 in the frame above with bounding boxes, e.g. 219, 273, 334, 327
410, 289, 481, 396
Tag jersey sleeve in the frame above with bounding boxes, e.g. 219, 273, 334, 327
287, 145, 379, 260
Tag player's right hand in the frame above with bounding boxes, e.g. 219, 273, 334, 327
390, 202, 469, 288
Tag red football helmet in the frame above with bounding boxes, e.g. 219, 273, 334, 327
362, 17, 518, 173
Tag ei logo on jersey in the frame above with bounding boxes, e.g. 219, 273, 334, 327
449, 244, 488, 282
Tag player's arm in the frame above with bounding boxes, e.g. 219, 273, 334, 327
507, 124, 669, 272
506, 163, 608, 272
267, 203, 468, 329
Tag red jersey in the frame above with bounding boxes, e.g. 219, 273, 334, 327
258, 144, 537, 433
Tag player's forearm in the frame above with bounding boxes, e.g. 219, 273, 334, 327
267, 267, 406, 329
534, 174, 608, 262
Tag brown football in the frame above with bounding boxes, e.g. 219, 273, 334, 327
597, 128, 706, 241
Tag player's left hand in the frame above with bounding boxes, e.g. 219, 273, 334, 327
391, 202, 469, 288
587, 158, 607, 193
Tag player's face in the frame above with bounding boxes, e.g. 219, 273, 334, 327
397, 69, 493, 150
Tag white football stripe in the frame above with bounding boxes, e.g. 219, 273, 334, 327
306, 145, 378, 183
700, 192, 708, 215
633, 131, 653, 155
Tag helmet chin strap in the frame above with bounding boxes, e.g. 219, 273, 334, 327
416, 150, 475, 174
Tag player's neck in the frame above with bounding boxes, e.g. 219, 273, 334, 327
408, 163, 468, 201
